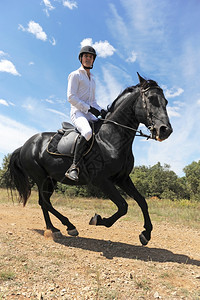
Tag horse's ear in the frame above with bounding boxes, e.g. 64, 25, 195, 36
137, 72, 145, 84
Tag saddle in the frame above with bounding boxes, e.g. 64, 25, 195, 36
47, 121, 102, 157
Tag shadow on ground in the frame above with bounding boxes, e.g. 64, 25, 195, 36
33, 229, 200, 266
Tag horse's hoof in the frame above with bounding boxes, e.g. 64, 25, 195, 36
89, 213, 99, 225
139, 233, 149, 246
67, 228, 79, 236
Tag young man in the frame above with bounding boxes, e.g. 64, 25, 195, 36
65, 45, 105, 181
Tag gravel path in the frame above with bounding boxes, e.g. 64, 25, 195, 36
0, 203, 200, 299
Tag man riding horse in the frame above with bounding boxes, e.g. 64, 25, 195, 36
65, 45, 106, 181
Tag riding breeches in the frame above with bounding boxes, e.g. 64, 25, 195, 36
71, 111, 97, 141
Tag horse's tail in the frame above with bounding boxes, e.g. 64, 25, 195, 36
8, 147, 32, 206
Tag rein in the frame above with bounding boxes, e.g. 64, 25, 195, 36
101, 118, 152, 139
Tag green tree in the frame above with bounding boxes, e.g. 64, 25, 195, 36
0, 154, 12, 188
131, 162, 189, 200
130, 165, 150, 197
183, 161, 200, 201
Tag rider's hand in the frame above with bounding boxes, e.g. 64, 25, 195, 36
89, 106, 100, 117
100, 109, 107, 118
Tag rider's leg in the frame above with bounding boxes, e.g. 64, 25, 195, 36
65, 112, 92, 181
65, 135, 88, 181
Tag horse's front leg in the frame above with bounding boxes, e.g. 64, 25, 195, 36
89, 179, 128, 228
118, 176, 153, 246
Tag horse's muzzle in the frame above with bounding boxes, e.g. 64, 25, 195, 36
155, 124, 173, 141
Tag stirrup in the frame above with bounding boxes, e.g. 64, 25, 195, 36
65, 165, 79, 181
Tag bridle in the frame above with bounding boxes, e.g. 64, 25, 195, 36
101, 85, 164, 140
140, 85, 165, 137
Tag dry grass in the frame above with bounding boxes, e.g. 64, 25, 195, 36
1, 188, 200, 230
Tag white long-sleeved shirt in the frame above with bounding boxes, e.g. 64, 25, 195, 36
67, 66, 102, 117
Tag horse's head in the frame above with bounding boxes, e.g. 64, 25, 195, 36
136, 73, 173, 141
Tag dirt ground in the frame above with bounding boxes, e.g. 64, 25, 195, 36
0, 202, 200, 300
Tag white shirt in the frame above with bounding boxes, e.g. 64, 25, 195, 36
67, 66, 102, 116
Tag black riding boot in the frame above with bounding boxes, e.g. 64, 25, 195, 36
65, 135, 88, 181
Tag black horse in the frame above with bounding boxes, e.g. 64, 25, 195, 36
8, 74, 172, 245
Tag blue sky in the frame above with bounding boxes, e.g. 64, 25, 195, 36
0, 0, 200, 176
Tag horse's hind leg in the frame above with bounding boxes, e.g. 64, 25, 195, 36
38, 177, 60, 233
28, 158, 78, 236
38, 177, 78, 236
39, 177, 78, 237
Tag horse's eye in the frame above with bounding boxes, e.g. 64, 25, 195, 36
149, 95, 159, 107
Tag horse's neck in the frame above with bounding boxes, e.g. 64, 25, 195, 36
97, 91, 140, 154
107, 90, 139, 130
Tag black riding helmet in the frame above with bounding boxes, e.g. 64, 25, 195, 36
79, 45, 97, 61
78, 46, 97, 69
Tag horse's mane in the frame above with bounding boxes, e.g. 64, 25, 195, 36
107, 79, 159, 113
107, 86, 135, 113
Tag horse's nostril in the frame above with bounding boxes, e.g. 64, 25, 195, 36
160, 126, 167, 133
159, 125, 172, 139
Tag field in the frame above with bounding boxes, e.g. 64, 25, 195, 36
0, 189, 200, 299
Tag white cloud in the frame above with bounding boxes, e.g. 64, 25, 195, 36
43, 0, 54, 9
18, 24, 24, 31
62, 0, 77, 10
126, 50, 137, 63
19, 21, 56, 46
164, 87, 184, 99
41, 0, 77, 15
197, 99, 200, 106
80, 38, 116, 58
29, 61, 34, 66
49, 37, 56, 46
165, 100, 184, 118
0, 51, 8, 57
42, 0, 55, 16
93, 41, 116, 58
167, 106, 181, 117
0, 59, 21, 76
0, 99, 9, 106
22, 103, 34, 111
46, 108, 67, 118
43, 98, 54, 104
81, 38, 93, 48
27, 21, 47, 41
19, 21, 47, 41
0, 114, 38, 153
